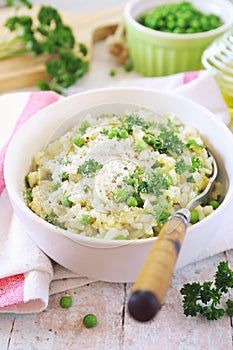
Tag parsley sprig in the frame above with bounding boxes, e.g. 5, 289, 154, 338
77, 159, 103, 177
180, 261, 233, 320
5, 0, 32, 8
143, 129, 184, 155
1, 0, 89, 94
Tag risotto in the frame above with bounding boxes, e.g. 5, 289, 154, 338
23, 108, 220, 240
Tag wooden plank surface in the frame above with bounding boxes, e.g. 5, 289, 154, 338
1, 250, 232, 350
0, 5, 123, 92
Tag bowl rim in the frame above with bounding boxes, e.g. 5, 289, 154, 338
124, 0, 233, 40
4, 87, 233, 248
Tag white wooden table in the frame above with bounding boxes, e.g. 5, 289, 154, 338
1, 1, 233, 349
1, 251, 233, 350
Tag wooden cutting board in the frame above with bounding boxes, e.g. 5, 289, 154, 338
0, 5, 124, 92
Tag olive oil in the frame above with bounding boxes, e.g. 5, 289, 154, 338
222, 92, 233, 119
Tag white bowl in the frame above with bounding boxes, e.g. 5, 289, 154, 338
4, 88, 233, 282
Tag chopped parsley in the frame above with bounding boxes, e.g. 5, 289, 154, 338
175, 157, 203, 174
60, 171, 69, 181
24, 174, 30, 187
186, 139, 204, 149
175, 159, 192, 174
60, 194, 73, 207
58, 157, 70, 165
137, 180, 149, 194
45, 214, 58, 225
23, 189, 33, 203
143, 129, 184, 155
77, 159, 103, 177
157, 208, 172, 225
192, 157, 203, 171
79, 120, 90, 135
158, 130, 184, 155
123, 113, 153, 131
52, 182, 61, 191
145, 170, 171, 196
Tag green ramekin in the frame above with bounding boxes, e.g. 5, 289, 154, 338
124, 0, 233, 76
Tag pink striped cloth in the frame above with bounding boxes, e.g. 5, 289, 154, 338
0, 92, 61, 312
0, 71, 231, 314
0, 91, 61, 196
0, 91, 96, 313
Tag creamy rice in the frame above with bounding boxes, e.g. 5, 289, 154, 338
23, 108, 220, 240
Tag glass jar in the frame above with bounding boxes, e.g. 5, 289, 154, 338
202, 29, 233, 119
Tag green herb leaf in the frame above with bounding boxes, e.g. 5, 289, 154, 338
215, 261, 233, 293
45, 214, 58, 225
2, 4, 89, 93
145, 169, 170, 196
226, 299, 233, 316
77, 159, 103, 177
180, 261, 233, 321
175, 159, 192, 175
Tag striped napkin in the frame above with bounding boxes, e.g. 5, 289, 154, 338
0, 70, 231, 314
0, 91, 96, 314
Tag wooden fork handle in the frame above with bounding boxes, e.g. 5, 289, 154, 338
127, 209, 190, 322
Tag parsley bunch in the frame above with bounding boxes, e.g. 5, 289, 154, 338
1, 0, 89, 93
5, 0, 32, 8
180, 261, 233, 320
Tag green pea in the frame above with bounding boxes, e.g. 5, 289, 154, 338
200, 16, 209, 31
134, 139, 147, 152
124, 62, 133, 72
167, 20, 176, 30
73, 137, 85, 147
144, 15, 157, 29
186, 27, 196, 34
157, 19, 166, 29
60, 295, 72, 308
83, 314, 97, 328
108, 128, 119, 139
80, 214, 91, 225
119, 129, 129, 139
190, 19, 200, 29
190, 209, 199, 224
208, 200, 220, 210
109, 69, 116, 77
126, 174, 136, 185
114, 235, 127, 240
114, 189, 129, 203
140, 1, 222, 34
177, 18, 186, 28
174, 27, 185, 34
127, 196, 138, 207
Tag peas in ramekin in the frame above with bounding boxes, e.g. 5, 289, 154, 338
139, 1, 222, 34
